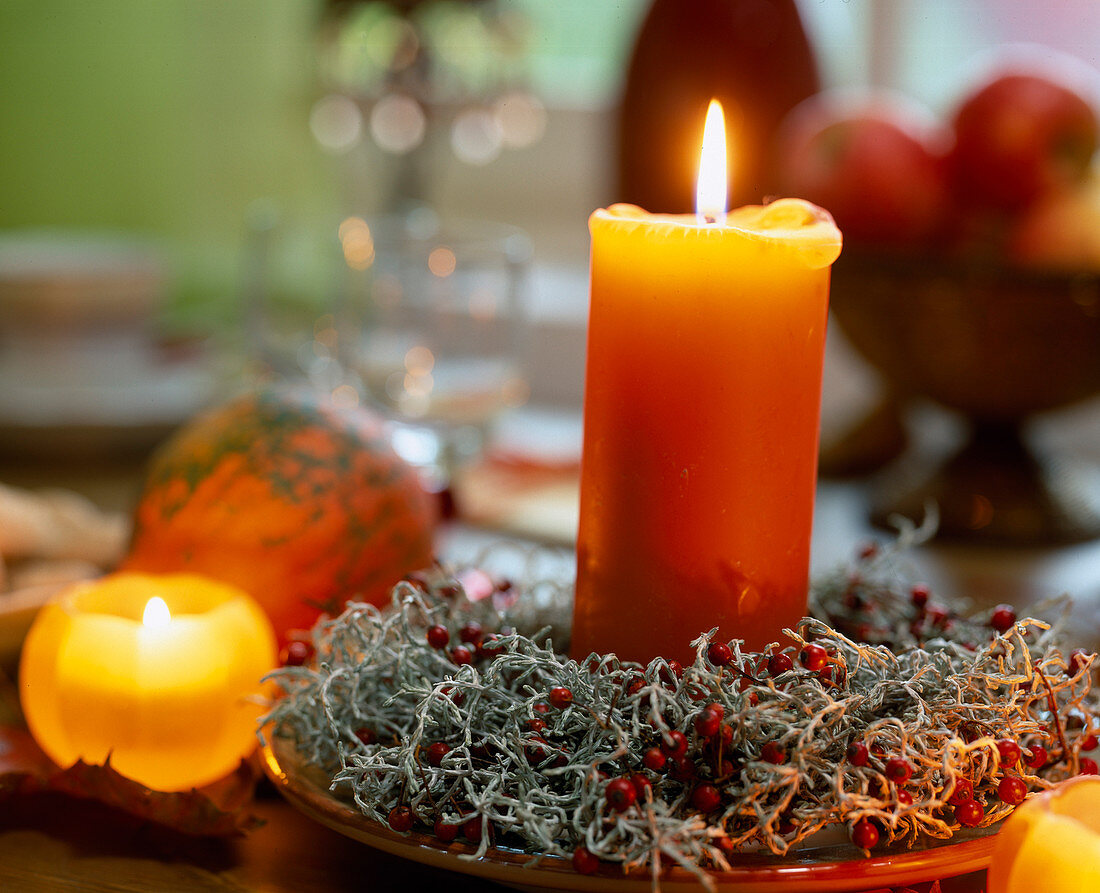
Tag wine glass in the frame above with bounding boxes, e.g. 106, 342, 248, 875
340, 208, 532, 495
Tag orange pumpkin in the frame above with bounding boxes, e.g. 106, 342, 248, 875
121, 387, 436, 644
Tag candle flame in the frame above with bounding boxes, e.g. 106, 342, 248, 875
142, 596, 171, 628
695, 99, 728, 224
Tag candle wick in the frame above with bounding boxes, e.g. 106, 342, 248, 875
705, 215, 716, 225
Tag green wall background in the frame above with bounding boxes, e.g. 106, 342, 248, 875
0, 0, 335, 327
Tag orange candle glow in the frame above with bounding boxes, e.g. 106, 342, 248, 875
20, 572, 277, 791
572, 100, 842, 664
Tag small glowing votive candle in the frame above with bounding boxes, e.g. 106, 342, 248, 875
988, 776, 1100, 892
20, 572, 277, 791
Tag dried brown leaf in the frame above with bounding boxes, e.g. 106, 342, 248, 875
0, 725, 262, 836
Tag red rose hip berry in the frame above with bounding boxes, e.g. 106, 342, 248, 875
477, 633, 504, 661
955, 799, 984, 827
768, 652, 795, 676
606, 777, 638, 812
927, 604, 951, 628
549, 686, 573, 709
1068, 649, 1091, 676
799, 643, 828, 671
707, 641, 733, 667
388, 806, 415, 832
426, 742, 451, 767
669, 754, 696, 780
426, 625, 450, 649
458, 621, 483, 644
910, 583, 931, 608
434, 818, 459, 842
990, 605, 1017, 633
851, 819, 879, 849
660, 729, 688, 757
1024, 744, 1048, 769
997, 739, 1022, 766
694, 704, 724, 738
948, 777, 974, 806
572, 846, 600, 875
761, 742, 786, 765
280, 639, 313, 666
660, 661, 684, 686
691, 783, 722, 813
885, 758, 913, 783
998, 776, 1029, 805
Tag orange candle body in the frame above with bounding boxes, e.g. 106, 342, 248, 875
572, 200, 841, 664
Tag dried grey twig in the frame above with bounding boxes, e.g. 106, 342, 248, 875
262, 536, 1099, 888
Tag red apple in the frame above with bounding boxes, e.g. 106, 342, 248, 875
774, 91, 951, 247
948, 53, 1100, 211
1008, 168, 1100, 270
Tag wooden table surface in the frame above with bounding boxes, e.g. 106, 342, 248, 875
0, 786, 518, 893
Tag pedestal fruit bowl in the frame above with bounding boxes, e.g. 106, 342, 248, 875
830, 253, 1100, 543
775, 47, 1100, 543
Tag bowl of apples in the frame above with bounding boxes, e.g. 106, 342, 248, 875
777, 47, 1100, 544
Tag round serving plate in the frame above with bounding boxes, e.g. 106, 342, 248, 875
260, 737, 997, 893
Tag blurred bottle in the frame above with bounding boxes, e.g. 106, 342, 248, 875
618, 0, 820, 212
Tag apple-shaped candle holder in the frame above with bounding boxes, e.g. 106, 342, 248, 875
830, 252, 1100, 544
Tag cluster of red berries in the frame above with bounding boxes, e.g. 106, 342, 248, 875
385, 804, 494, 846
570, 702, 734, 875
424, 620, 506, 665
521, 693, 573, 768
821, 543, 1041, 653
565, 636, 860, 870
378, 688, 582, 844
844, 730, 1100, 850
942, 738, 1029, 832
637, 704, 738, 783
704, 638, 848, 696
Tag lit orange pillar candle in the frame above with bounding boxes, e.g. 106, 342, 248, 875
572, 101, 842, 664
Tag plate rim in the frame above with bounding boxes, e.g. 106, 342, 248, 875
260, 736, 997, 893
